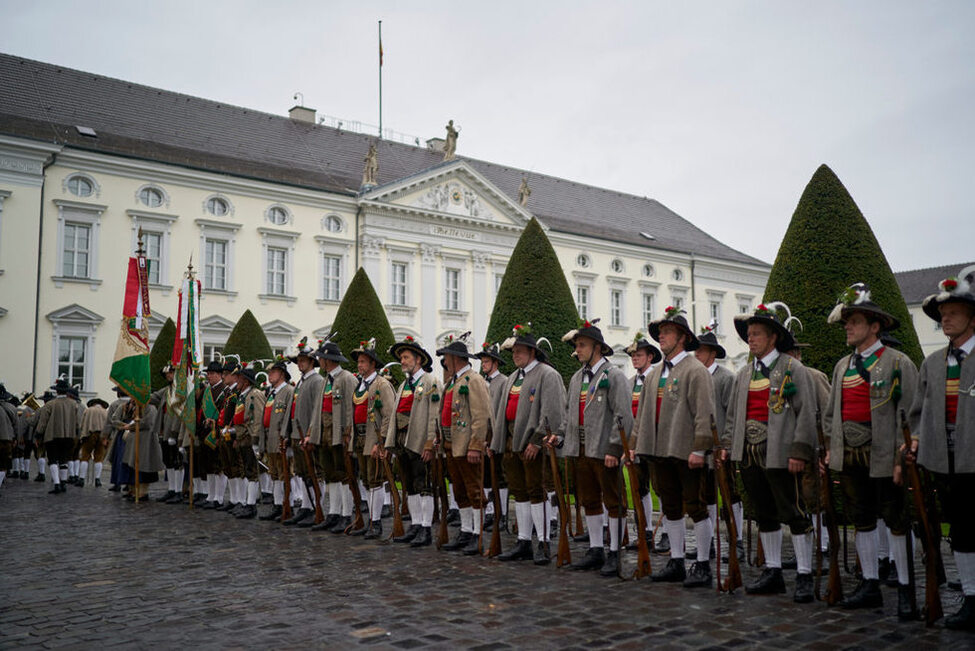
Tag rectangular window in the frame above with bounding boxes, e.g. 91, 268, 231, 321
709, 301, 721, 331
266, 246, 287, 295
576, 286, 589, 319
673, 296, 684, 311
390, 262, 407, 306
144, 231, 162, 285
62, 222, 91, 278
322, 255, 341, 301
642, 293, 655, 326
204, 238, 227, 290
57, 336, 86, 391
739, 301, 750, 314
444, 268, 460, 311
204, 345, 222, 363
611, 289, 623, 326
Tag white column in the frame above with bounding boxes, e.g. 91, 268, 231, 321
360, 235, 384, 289
471, 252, 488, 346
420, 244, 440, 349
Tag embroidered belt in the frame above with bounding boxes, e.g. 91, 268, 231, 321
842, 421, 873, 448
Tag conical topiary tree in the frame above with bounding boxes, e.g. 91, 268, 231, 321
149, 317, 176, 391
763, 164, 923, 373
329, 267, 399, 380
485, 217, 581, 384
223, 309, 273, 365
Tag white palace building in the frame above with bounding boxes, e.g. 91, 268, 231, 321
0, 53, 769, 399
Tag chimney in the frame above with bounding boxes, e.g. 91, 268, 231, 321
426, 137, 445, 153
289, 105, 316, 124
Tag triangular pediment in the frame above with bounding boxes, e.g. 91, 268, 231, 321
261, 319, 300, 336
46, 303, 104, 324
199, 315, 235, 334
360, 160, 536, 229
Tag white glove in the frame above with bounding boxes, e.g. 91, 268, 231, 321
252, 445, 260, 456
167, 437, 177, 446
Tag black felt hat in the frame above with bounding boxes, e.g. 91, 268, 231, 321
561, 318, 613, 357
623, 332, 662, 364
733, 302, 799, 353
827, 283, 900, 331
648, 307, 700, 351
436, 331, 475, 359
350, 338, 381, 366
500, 324, 552, 363
921, 265, 975, 323
389, 335, 433, 370
696, 322, 726, 359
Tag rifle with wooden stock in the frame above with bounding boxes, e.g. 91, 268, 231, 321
485, 425, 502, 557
433, 421, 450, 549
815, 411, 843, 605
710, 415, 742, 592
301, 440, 325, 525
616, 416, 651, 578
343, 427, 364, 532
381, 452, 405, 539
279, 437, 293, 522
900, 410, 943, 626
542, 418, 571, 567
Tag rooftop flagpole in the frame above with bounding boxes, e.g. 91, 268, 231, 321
378, 20, 383, 139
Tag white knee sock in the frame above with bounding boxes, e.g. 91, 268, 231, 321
50, 464, 60, 484
857, 529, 880, 579
206, 474, 215, 499
341, 484, 353, 517
459, 506, 473, 534
818, 516, 829, 551
694, 518, 713, 563
324, 482, 339, 514
175, 469, 184, 491
94, 461, 103, 481
260, 472, 271, 493
515, 501, 532, 541
530, 501, 548, 542
499, 488, 509, 516
586, 513, 603, 549
642, 493, 654, 531
38, 458, 47, 475
297, 480, 311, 510
665, 517, 685, 561
273, 480, 284, 506
13, 458, 22, 473
608, 516, 621, 552
707, 504, 718, 533
79, 460, 89, 480
247, 481, 260, 505
384, 487, 391, 505
421, 495, 434, 527
547, 491, 557, 523
448, 491, 459, 511
760, 529, 783, 568
955, 551, 975, 597
484, 496, 495, 516
370, 488, 383, 522
217, 475, 228, 504
877, 520, 890, 560
890, 534, 910, 586
793, 531, 813, 574
60, 467, 68, 481
472, 508, 482, 534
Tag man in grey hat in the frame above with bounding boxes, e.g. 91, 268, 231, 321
551, 318, 633, 577
34, 379, 80, 494
822, 283, 918, 617
153, 365, 183, 502
77, 397, 109, 488
283, 338, 325, 526
259, 359, 294, 521
492, 324, 565, 565
476, 341, 509, 532
907, 265, 975, 629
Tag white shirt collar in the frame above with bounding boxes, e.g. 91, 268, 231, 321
488, 370, 501, 380
272, 380, 287, 392
240, 386, 251, 397
521, 359, 540, 374
586, 357, 607, 374
662, 351, 688, 377
328, 365, 343, 378
454, 364, 472, 381
410, 368, 426, 381
949, 334, 975, 366
855, 338, 884, 358
301, 369, 317, 381
227, 382, 238, 391
708, 361, 719, 375
359, 371, 378, 386
755, 349, 780, 370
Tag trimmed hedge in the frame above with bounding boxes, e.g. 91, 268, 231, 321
329, 267, 400, 381
223, 309, 274, 365
149, 317, 176, 391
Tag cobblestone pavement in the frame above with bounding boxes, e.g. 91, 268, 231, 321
1, 468, 971, 650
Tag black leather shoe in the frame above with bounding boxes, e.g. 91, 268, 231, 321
782, 554, 797, 570
651, 558, 687, 582
349, 521, 370, 536
897, 584, 918, 620
534, 541, 551, 565
261, 492, 273, 504
316, 513, 340, 530
627, 530, 653, 551
794, 573, 814, 603
572, 532, 590, 543
296, 513, 318, 528
236, 505, 256, 519
745, 567, 786, 594
329, 516, 352, 533
599, 550, 620, 577
229, 504, 245, 517
381, 504, 392, 518
109, 484, 121, 492
48, 484, 62, 494
364, 521, 383, 540
885, 561, 900, 587
878, 557, 891, 582
410, 527, 432, 547
94, 478, 102, 487
684, 561, 713, 588
283, 508, 312, 526
165, 493, 184, 504
446, 509, 460, 526
442, 531, 472, 551
497, 539, 534, 562
394, 524, 421, 544
945, 595, 975, 630
655, 532, 671, 555
260, 505, 283, 521
462, 534, 482, 555
156, 490, 176, 503
839, 579, 883, 609
217, 501, 235, 512
34, 473, 45, 482
77, 478, 85, 488
569, 547, 605, 571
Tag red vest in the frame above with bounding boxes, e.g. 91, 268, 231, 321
441, 386, 454, 427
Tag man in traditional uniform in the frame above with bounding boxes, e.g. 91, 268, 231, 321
285, 338, 325, 526
35, 379, 80, 494
216, 361, 243, 512
228, 364, 267, 519
0, 385, 18, 490
259, 359, 293, 521
632, 309, 715, 586
349, 339, 395, 538
77, 398, 108, 488
491, 324, 565, 564
907, 265, 975, 629
312, 337, 358, 532
550, 319, 633, 576
437, 332, 492, 555
201, 360, 227, 508
153, 365, 183, 502
476, 342, 509, 531
624, 332, 664, 553
822, 283, 918, 617
724, 302, 817, 603
695, 323, 745, 561
385, 336, 440, 547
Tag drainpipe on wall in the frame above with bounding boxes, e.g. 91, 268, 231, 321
689, 255, 697, 332
31, 152, 57, 392
354, 202, 363, 272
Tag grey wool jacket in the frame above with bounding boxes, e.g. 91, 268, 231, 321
490, 362, 566, 454
633, 354, 715, 459
908, 346, 975, 474
558, 360, 634, 459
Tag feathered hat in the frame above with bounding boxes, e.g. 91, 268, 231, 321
500, 323, 552, 362
734, 301, 800, 352
624, 331, 662, 364
388, 335, 432, 371
562, 318, 613, 356
695, 319, 726, 359
648, 306, 700, 351
921, 264, 975, 322
314, 331, 348, 363
436, 331, 474, 359
350, 337, 381, 365
827, 283, 900, 331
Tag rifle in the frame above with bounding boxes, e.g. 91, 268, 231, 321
380, 452, 405, 539
433, 421, 450, 548
302, 440, 325, 525
487, 451, 502, 557
616, 416, 650, 578
709, 416, 741, 592
343, 428, 364, 532
815, 411, 843, 605
543, 418, 572, 568
900, 410, 943, 626
279, 437, 292, 522
572, 458, 584, 540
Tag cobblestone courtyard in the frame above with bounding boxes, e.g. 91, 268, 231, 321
0, 469, 970, 650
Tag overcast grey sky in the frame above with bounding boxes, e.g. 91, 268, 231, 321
3, 1, 972, 271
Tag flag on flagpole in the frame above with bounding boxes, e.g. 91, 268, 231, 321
172, 271, 203, 433
379, 38, 383, 67
109, 242, 152, 405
